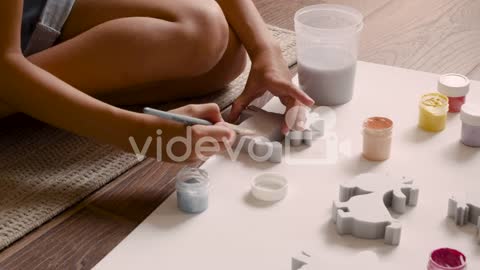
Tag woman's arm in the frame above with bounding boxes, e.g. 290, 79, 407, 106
0, 2, 146, 148
216, 0, 314, 132
0, 1, 234, 161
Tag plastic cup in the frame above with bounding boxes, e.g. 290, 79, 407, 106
295, 5, 363, 106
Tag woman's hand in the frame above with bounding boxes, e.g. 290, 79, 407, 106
170, 103, 236, 160
229, 47, 314, 134
135, 103, 236, 162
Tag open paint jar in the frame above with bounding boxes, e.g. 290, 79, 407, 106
438, 74, 470, 113
460, 103, 480, 147
175, 167, 209, 214
362, 117, 393, 161
418, 93, 449, 132
427, 248, 467, 270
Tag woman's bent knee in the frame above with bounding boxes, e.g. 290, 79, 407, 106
176, 0, 230, 75
208, 29, 247, 91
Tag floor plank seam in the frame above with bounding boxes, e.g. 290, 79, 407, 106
86, 205, 138, 226
467, 62, 480, 77
362, 0, 394, 20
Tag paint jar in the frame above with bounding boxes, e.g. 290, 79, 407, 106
362, 117, 393, 161
460, 103, 480, 147
175, 167, 209, 214
295, 5, 363, 105
438, 74, 470, 113
427, 248, 466, 270
418, 93, 449, 132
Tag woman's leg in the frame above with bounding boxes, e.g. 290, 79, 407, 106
0, 101, 13, 118
26, 0, 247, 105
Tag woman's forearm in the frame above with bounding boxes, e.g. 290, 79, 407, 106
216, 0, 280, 59
0, 53, 146, 148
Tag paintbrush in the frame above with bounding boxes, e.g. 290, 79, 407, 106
143, 107, 256, 136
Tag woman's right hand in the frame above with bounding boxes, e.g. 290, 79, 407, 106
126, 103, 236, 162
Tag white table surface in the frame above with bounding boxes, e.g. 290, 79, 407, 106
94, 61, 480, 269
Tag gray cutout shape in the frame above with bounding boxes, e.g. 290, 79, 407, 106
292, 250, 380, 270
332, 173, 419, 245
448, 193, 480, 244
234, 106, 284, 163
235, 106, 321, 163
292, 251, 311, 270
286, 130, 314, 147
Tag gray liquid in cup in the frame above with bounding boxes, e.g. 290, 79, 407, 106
298, 47, 357, 106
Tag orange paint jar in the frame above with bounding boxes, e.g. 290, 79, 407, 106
362, 117, 393, 161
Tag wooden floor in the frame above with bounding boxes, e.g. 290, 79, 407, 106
1, 0, 479, 269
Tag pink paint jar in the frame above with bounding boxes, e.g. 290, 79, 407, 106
438, 74, 470, 113
362, 117, 393, 161
460, 103, 480, 147
427, 248, 466, 270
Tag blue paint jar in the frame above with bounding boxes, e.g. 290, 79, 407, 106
175, 167, 209, 214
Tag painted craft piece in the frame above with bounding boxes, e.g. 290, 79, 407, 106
234, 106, 284, 162
332, 173, 419, 245
448, 193, 480, 243
235, 106, 321, 163
287, 130, 314, 147
234, 106, 327, 163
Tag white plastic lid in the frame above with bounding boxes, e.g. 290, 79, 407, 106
437, 73, 470, 97
461, 103, 480, 126
251, 173, 288, 202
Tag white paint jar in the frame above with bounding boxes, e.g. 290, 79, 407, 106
460, 103, 480, 147
437, 73, 470, 113
362, 117, 393, 161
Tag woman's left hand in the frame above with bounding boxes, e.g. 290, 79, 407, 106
229, 47, 314, 134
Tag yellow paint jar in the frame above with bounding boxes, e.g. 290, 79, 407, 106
418, 93, 449, 132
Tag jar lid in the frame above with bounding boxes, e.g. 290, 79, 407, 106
438, 74, 470, 97
461, 103, 480, 126
251, 173, 288, 202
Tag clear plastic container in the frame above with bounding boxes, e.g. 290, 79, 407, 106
175, 167, 209, 214
295, 4, 363, 106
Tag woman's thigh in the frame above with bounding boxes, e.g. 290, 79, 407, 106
0, 101, 13, 118
26, 0, 245, 102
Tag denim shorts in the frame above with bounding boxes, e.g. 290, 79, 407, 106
22, 0, 76, 56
